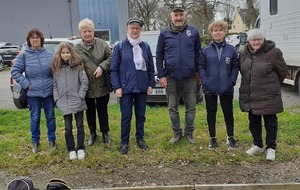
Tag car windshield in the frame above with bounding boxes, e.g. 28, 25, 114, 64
141, 34, 158, 57
43, 43, 61, 54
141, 31, 160, 74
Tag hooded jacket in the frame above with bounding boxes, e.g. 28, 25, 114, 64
11, 45, 54, 98
53, 60, 88, 115
239, 40, 288, 115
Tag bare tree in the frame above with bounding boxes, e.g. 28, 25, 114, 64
130, 0, 161, 31
245, 0, 259, 29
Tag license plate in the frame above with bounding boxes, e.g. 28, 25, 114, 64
151, 88, 166, 95
3, 55, 12, 57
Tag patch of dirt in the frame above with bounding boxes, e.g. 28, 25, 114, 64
2, 156, 300, 189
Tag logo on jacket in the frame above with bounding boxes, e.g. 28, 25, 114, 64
186, 30, 191, 37
225, 57, 231, 64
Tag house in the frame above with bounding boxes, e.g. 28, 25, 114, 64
229, 8, 248, 33
0, 0, 129, 45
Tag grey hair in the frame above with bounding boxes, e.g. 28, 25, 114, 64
247, 29, 265, 40
78, 18, 95, 31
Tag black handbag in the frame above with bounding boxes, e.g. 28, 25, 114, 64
104, 71, 113, 92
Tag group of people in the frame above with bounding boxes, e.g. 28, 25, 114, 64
11, 3, 288, 161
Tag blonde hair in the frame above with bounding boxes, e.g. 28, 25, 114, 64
208, 20, 228, 33
78, 18, 95, 32
52, 42, 80, 75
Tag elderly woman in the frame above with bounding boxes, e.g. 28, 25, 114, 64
110, 18, 155, 155
239, 29, 288, 161
74, 18, 113, 146
11, 28, 56, 153
198, 20, 239, 150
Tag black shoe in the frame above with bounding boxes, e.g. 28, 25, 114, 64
88, 133, 97, 146
32, 142, 40, 153
49, 141, 56, 149
103, 133, 111, 144
227, 136, 238, 149
208, 137, 218, 150
137, 140, 148, 150
119, 144, 129, 155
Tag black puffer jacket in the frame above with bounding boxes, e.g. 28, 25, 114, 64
239, 40, 288, 115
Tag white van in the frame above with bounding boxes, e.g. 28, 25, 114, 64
226, 34, 240, 48
256, 0, 300, 94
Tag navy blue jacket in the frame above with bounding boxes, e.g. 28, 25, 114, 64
199, 41, 239, 95
110, 39, 155, 94
11, 45, 54, 98
156, 26, 201, 80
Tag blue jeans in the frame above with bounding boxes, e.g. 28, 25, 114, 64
27, 96, 56, 143
120, 93, 147, 145
166, 77, 196, 135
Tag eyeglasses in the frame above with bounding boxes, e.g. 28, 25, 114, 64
128, 26, 141, 31
250, 38, 263, 43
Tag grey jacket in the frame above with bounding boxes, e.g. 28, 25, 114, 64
74, 38, 112, 98
53, 61, 88, 115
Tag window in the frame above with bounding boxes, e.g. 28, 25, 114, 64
94, 30, 110, 42
270, 0, 278, 15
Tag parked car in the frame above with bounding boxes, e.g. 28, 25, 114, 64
140, 30, 203, 104
226, 34, 242, 48
0, 55, 3, 71
0, 42, 12, 48
236, 32, 248, 52
0, 44, 22, 66
10, 37, 82, 109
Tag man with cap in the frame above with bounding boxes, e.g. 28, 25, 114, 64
156, 4, 201, 144
110, 17, 155, 154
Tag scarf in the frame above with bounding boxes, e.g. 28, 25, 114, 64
169, 20, 188, 33
127, 34, 146, 71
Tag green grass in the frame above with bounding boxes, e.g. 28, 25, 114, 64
0, 101, 299, 176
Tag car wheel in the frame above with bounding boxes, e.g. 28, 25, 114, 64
0, 62, 4, 71
13, 98, 28, 109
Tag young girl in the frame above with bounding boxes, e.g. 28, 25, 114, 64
52, 42, 88, 160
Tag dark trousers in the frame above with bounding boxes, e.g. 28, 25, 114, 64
120, 93, 147, 145
205, 94, 234, 137
85, 95, 110, 135
64, 111, 85, 152
248, 111, 278, 150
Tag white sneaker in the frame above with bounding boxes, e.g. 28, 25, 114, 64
69, 151, 77, 160
77, 149, 85, 160
266, 148, 276, 161
246, 145, 264, 156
